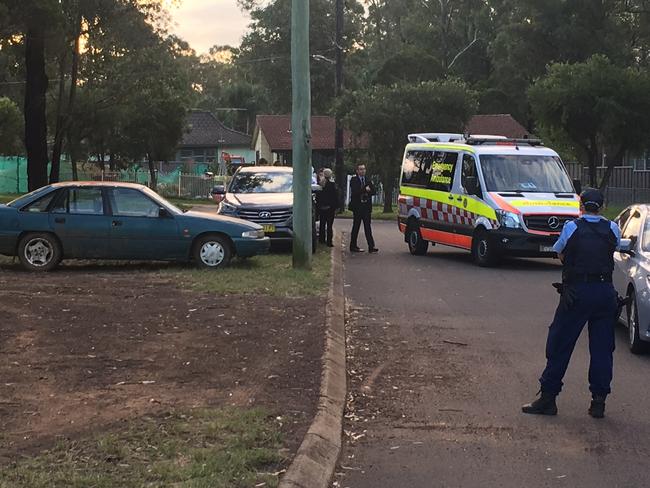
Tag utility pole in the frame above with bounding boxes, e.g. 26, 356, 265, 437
334, 0, 345, 210
291, 0, 313, 269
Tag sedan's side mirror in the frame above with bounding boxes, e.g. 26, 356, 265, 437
619, 238, 635, 256
159, 207, 172, 219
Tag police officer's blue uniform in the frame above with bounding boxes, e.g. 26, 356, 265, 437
523, 189, 621, 418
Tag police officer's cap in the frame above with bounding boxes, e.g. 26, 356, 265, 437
580, 188, 604, 212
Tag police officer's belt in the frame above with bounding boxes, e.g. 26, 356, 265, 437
563, 272, 612, 284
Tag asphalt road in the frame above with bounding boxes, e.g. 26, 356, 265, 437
335, 219, 650, 488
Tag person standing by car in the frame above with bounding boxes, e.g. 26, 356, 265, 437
349, 164, 378, 253
522, 188, 621, 419
316, 168, 338, 247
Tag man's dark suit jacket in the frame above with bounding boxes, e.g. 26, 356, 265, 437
349, 175, 376, 213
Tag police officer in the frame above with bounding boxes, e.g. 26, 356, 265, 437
522, 188, 621, 419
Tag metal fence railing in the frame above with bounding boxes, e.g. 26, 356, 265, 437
564, 163, 650, 207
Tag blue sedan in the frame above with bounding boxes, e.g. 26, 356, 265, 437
0, 182, 270, 271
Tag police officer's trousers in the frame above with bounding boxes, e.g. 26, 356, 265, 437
540, 282, 617, 397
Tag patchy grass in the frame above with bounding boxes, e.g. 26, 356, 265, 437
339, 205, 398, 221
603, 205, 626, 220
170, 246, 331, 297
0, 408, 284, 488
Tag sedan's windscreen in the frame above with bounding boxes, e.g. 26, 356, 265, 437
480, 155, 574, 193
230, 172, 293, 193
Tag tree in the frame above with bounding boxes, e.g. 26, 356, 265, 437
340, 80, 477, 212
238, 0, 365, 114
529, 55, 650, 190
0, 96, 23, 154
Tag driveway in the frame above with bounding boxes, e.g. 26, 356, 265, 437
336, 219, 650, 488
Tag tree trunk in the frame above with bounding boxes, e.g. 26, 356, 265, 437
599, 146, 626, 192
24, 24, 49, 191
50, 50, 68, 183
60, 13, 83, 183
148, 154, 157, 191
383, 182, 394, 213
67, 134, 79, 180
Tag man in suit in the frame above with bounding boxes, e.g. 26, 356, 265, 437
349, 164, 378, 253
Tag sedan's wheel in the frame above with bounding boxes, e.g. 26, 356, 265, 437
18, 233, 62, 272
407, 222, 428, 255
194, 235, 232, 269
626, 292, 648, 354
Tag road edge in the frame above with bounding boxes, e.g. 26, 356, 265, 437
279, 233, 346, 488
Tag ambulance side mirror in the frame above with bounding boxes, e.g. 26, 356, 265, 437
464, 176, 479, 196
573, 179, 582, 195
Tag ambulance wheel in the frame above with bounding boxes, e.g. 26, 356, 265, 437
407, 222, 429, 256
472, 229, 499, 267
627, 292, 647, 355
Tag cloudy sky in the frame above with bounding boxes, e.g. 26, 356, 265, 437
169, 0, 251, 54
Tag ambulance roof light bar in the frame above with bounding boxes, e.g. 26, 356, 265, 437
465, 136, 544, 147
408, 133, 464, 143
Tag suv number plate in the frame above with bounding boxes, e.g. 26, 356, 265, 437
263, 225, 276, 233
540, 245, 555, 253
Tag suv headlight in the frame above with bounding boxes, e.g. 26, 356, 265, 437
218, 201, 237, 214
242, 229, 265, 239
496, 209, 522, 229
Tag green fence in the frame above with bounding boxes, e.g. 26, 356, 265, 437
0, 157, 27, 193
0, 158, 225, 199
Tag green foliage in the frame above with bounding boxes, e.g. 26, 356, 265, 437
237, 0, 365, 114
339, 79, 477, 209
0, 97, 22, 154
529, 55, 650, 187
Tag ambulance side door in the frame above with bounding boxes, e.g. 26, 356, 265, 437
449, 152, 472, 248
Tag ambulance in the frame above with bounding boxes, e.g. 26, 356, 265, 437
397, 133, 581, 266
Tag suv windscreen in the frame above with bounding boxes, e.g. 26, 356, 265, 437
230, 172, 293, 193
480, 155, 574, 193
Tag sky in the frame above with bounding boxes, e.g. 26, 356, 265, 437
168, 0, 251, 54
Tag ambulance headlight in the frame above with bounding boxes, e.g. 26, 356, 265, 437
496, 210, 522, 229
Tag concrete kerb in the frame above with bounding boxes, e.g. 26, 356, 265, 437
279, 233, 347, 488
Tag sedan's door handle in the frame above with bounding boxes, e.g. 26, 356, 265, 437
54, 217, 66, 224
112, 220, 122, 227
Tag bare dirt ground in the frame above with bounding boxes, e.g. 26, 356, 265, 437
0, 261, 325, 466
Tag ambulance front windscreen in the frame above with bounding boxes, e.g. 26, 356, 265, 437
480, 155, 574, 193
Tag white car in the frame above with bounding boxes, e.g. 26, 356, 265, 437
613, 204, 650, 354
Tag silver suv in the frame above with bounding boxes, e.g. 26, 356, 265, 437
215, 166, 317, 250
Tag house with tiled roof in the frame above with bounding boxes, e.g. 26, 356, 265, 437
252, 114, 529, 166
172, 110, 254, 173
252, 115, 368, 167
466, 114, 531, 139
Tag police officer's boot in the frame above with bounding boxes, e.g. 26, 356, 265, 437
522, 390, 558, 416
588, 395, 606, 419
